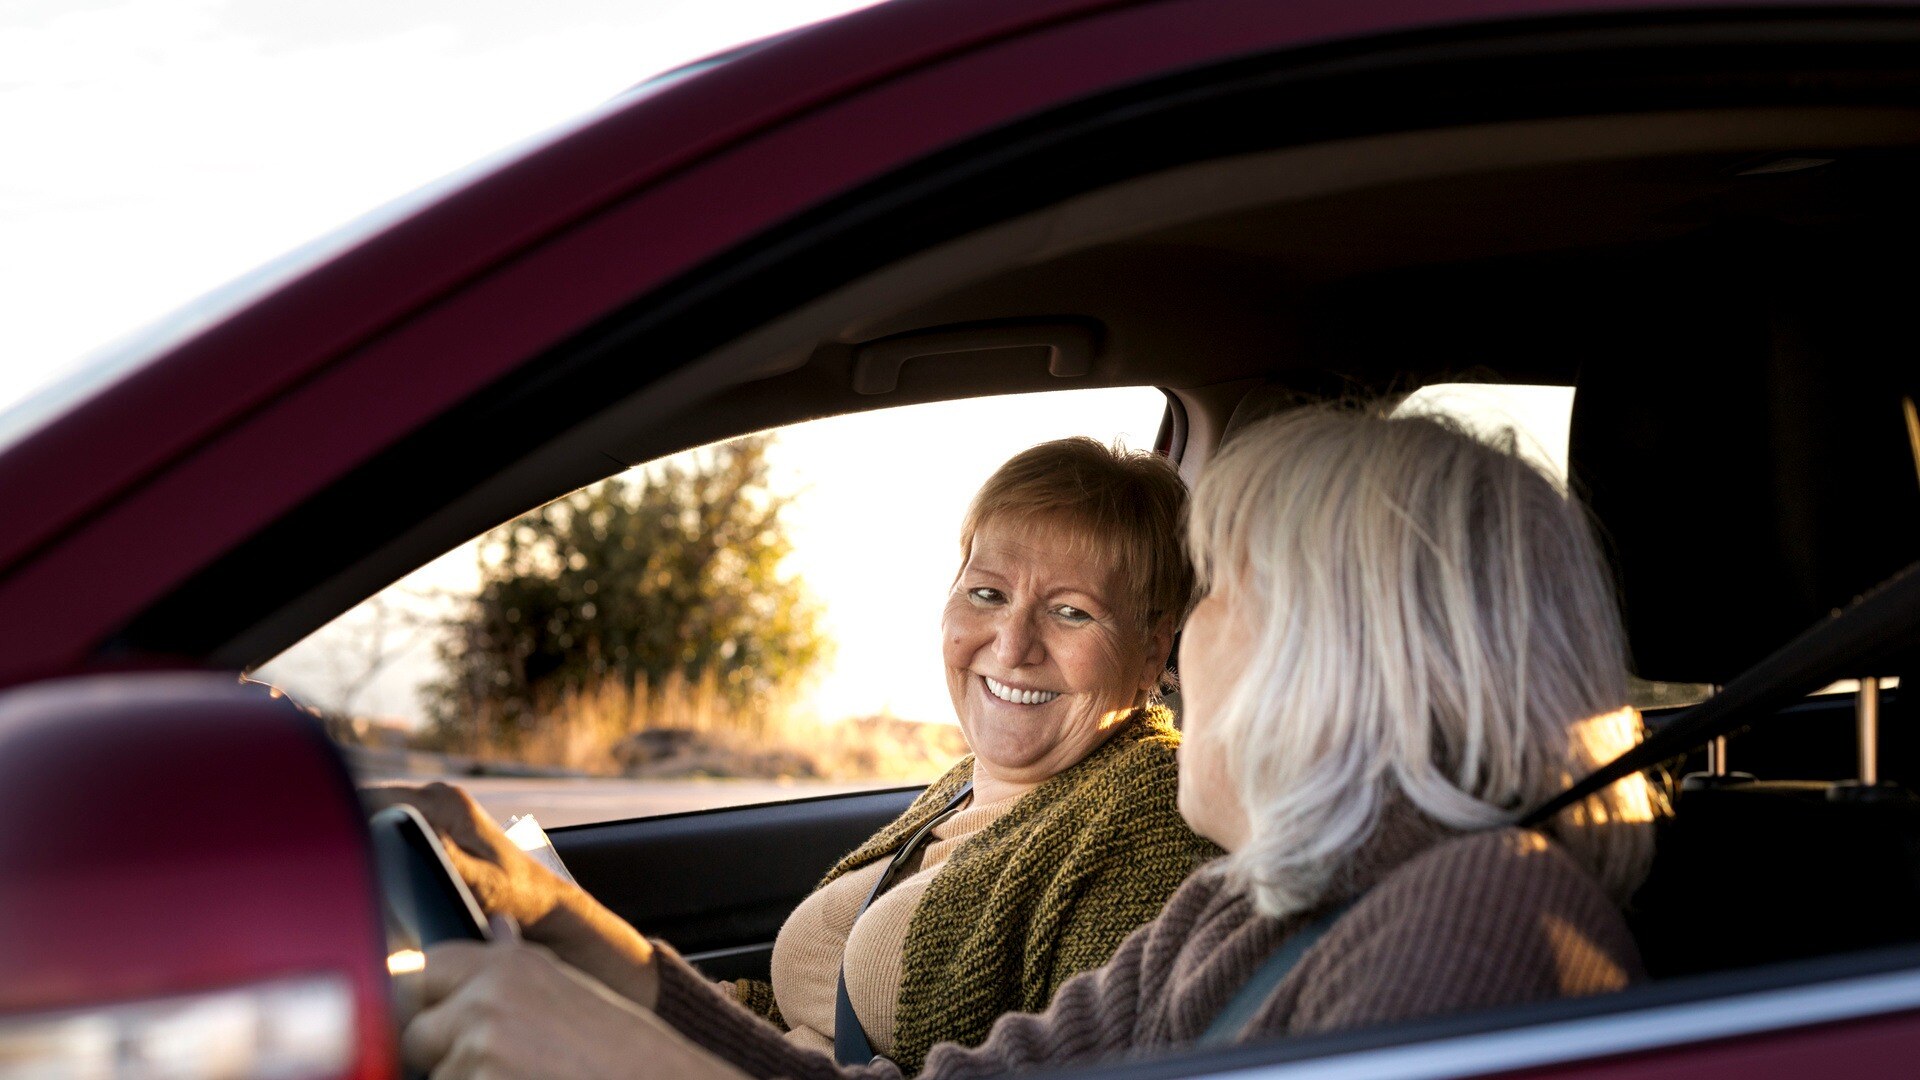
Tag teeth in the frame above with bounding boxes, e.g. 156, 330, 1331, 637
985, 676, 1060, 706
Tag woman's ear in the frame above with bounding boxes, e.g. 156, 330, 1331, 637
1139, 614, 1176, 692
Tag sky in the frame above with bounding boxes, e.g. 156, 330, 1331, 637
1, 1, 1575, 733
0, 0, 880, 408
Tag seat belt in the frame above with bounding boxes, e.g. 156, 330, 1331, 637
1520, 558, 1920, 828
1197, 901, 1354, 1048
833, 780, 975, 1066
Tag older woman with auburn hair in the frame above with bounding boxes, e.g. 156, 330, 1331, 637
375, 436, 1218, 1074
396, 405, 1661, 1080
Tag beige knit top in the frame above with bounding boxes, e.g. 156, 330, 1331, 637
770, 794, 1019, 1056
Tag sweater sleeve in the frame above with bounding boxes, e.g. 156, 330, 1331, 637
653, 941, 897, 1080
1283, 829, 1643, 1036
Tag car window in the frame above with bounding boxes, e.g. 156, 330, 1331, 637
254, 386, 1167, 826
1395, 383, 1574, 483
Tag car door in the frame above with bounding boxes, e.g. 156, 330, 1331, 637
552, 789, 916, 982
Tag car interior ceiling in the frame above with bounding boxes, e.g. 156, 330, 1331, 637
587, 106, 1920, 468
173, 96, 1920, 995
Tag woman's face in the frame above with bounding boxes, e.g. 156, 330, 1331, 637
942, 518, 1169, 793
1176, 577, 1255, 850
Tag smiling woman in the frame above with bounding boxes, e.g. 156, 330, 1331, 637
942, 437, 1186, 804
717, 437, 1215, 1068
384, 435, 1220, 1074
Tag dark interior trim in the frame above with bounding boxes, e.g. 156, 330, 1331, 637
550, 786, 921, 966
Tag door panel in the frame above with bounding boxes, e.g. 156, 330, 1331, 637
551, 787, 920, 981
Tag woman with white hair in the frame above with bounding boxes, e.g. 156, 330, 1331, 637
398, 404, 1659, 1079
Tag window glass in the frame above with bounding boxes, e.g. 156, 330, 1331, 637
255, 387, 1167, 826
1394, 383, 1573, 484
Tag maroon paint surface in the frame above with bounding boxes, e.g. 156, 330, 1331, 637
1507, 1009, 1920, 1079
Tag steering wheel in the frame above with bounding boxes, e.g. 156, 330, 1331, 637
369, 804, 491, 959
369, 805, 492, 1078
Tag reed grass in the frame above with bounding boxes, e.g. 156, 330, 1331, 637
481, 670, 966, 780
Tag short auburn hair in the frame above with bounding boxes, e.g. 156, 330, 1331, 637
959, 437, 1194, 632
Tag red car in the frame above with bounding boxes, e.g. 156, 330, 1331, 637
4, 0, 1920, 1076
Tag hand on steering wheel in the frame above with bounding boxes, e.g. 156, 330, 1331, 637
364, 782, 578, 932
367, 781, 665, 1017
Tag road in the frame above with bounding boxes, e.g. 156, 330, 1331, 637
343, 745, 915, 826
452, 776, 906, 827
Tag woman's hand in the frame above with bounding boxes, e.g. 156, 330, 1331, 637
403, 937, 750, 1080
362, 782, 575, 930
364, 781, 663, 1010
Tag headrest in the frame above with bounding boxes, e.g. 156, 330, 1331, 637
1569, 232, 1920, 683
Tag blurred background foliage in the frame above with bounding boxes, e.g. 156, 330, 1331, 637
427, 435, 830, 752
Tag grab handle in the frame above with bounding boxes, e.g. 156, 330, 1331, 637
851, 322, 1096, 395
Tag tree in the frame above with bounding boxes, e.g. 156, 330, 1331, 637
427, 435, 829, 749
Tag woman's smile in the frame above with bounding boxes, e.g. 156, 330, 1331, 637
980, 675, 1062, 706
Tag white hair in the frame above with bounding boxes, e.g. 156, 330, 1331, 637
1188, 404, 1658, 919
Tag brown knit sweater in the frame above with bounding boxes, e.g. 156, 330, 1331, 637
727, 707, 1218, 1073
653, 827, 1643, 1079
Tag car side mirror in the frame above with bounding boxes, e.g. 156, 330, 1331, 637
0, 672, 396, 1079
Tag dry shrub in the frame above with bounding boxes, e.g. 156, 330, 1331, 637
501, 671, 966, 781
787, 715, 971, 782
